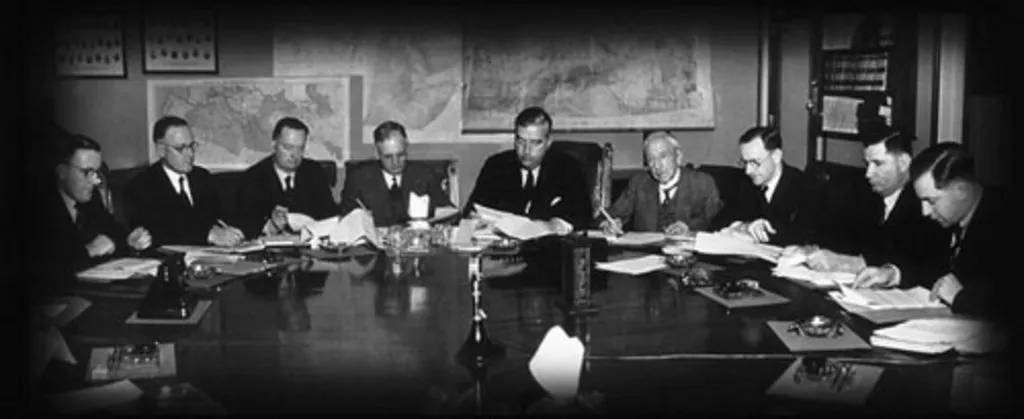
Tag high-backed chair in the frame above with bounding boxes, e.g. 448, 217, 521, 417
343, 159, 459, 205
549, 140, 614, 217
693, 163, 747, 229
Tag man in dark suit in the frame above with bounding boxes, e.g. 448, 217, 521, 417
785, 129, 950, 289
905, 143, 1010, 321
236, 117, 338, 237
715, 126, 823, 246
599, 131, 722, 235
125, 116, 244, 247
339, 121, 454, 227
38, 134, 151, 292
465, 106, 593, 232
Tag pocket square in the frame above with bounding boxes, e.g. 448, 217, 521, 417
550, 196, 562, 206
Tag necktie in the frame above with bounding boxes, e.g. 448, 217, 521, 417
657, 186, 677, 230
75, 202, 97, 241
524, 169, 536, 212
178, 176, 192, 208
950, 225, 965, 261
759, 184, 769, 202
283, 175, 295, 206
388, 176, 404, 219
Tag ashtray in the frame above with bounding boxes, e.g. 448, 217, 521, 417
712, 279, 763, 299
107, 343, 161, 371
677, 266, 713, 287
787, 315, 844, 338
793, 357, 855, 391
488, 236, 520, 252
187, 263, 217, 280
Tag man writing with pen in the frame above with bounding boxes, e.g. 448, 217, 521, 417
599, 131, 723, 237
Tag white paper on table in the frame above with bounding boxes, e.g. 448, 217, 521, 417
184, 251, 244, 266
871, 317, 1009, 354
605, 231, 666, 246
494, 216, 556, 241
773, 264, 857, 287
299, 215, 341, 242
594, 254, 667, 276
529, 326, 584, 400
408, 192, 430, 219
450, 218, 478, 248
46, 379, 144, 414
429, 206, 460, 223
474, 203, 517, 223
328, 209, 381, 248
828, 286, 945, 311
287, 212, 316, 231
694, 232, 782, 263
77, 258, 162, 283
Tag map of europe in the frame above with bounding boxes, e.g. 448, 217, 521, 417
148, 78, 352, 169
463, 23, 715, 131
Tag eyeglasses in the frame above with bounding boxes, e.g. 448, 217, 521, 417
514, 136, 547, 149
737, 156, 771, 169
165, 141, 199, 154
67, 164, 102, 180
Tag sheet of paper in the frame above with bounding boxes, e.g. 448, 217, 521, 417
159, 245, 211, 254
869, 335, 952, 354
330, 209, 381, 248
408, 192, 430, 219
450, 218, 479, 248
261, 234, 304, 247
47, 379, 144, 414
474, 203, 517, 223
871, 317, 1009, 354
529, 326, 584, 400
828, 286, 945, 311
774, 264, 857, 287
204, 240, 266, 254
494, 216, 555, 241
605, 231, 666, 246
595, 254, 667, 276
299, 215, 341, 242
185, 251, 244, 266
77, 258, 162, 283
694, 232, 782, 263
429, 206, 460, 223
287, 212, 316, 231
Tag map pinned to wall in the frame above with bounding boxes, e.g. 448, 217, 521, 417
54, 13, 126, 77
463, 21, 715, 131
273, 14, 462, 144
143, 11, 217, 73
147, 77, 353, 170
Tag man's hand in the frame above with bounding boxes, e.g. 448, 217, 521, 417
126, 227, 152, 251
85, 234, 116, 257
208, 224, 245, 247
263, 205, 290, 235
664, 221, 690, 237
806, 249, 866, 273
930, 273, 963, 304
745, 218, 776, 243
853, 264, 900, 289
599, 218, 624, 237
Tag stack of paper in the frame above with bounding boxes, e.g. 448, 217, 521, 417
586, 230, 666, 246
298, 209, 381, 248
594, 255, 667, 276
828, 286, 945, 311
476, 203, 557, 241
773, 264, 857, 288
693, 232, 782, 263
870, 318, 1010, 354
261, 234, 304, 247
77, 258, 162, 283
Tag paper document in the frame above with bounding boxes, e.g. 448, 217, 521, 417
828, 286, 944, 310
300, 215, 341, 241
587, 230, 666, 246
450, 219, 479, 249
47, 379, 144, 414
287, 212, 316, 231
474, 204, 517, 223
298, 210, 380, 248
494, 216, 555, 241
261, 234, 304, 247
694, 232, 782, 263
595, 254, 667, 276
203, 240, 266, 254
871, 317, 1009, 355
408, 192, 430, 219
773, 264, 857, 287
429, 206, 460, 223
529, 326, 584, 400
77, 258, 162, 283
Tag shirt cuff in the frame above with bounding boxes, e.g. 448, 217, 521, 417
884, 263, 902, 287
551, 217, 574, 235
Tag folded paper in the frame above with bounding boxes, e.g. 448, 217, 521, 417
77, 258, 162, 283
408, 192, 430, 220
529, 326, 585, 400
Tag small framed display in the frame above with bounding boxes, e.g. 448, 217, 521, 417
142, 11, 218, 73
54, 13, 127, 78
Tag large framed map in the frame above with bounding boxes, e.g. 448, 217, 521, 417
273, 14, 462, 144
148, 77, 353, 170
463, 22, 715, 132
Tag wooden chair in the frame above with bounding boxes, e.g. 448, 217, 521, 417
549, 140, 614, 217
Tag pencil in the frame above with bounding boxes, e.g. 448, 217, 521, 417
217, 219, 229, 228
355, 198, 367, 210
599, 207, 614, 222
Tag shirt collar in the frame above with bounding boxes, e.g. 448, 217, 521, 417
161, 164, 188, 191
521, 165, 541, 184
658, 169, 681, 191
883, 187, 902, 211
274, 164, 294, 189
382, 170, 402, 186
764, 164, 783, 196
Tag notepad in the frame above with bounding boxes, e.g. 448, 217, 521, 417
594, 254, 667, 276
77, 258, 162, 283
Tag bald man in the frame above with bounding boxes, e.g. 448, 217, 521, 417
599, 131, 723, 236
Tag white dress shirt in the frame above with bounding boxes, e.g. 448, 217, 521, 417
60, 190, 79, 223
162, 164, 194, 204
658, 170, 681, 204
520, 166, 541, 188
382, 171, 403, 189
763, 167, 782, 203
274, 165, 296, 191
881, 187, 902, 222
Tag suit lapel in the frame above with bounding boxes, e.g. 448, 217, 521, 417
153, 164, 189, 211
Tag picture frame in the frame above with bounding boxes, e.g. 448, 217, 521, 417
54, 12, 127, 78
142, 10, 218, 74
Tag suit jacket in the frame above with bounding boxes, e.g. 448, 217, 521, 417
125, 163, 224, 246
38, 188, 128, 293
945, 187, 1012, 323
466, 149, 593, 229
236, 157, 338, 237
858, 186, 950, 290
605, 167, 723, 232
713, 163, 823, 246
339, 161, 453, 227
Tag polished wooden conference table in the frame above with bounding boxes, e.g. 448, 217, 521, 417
35, 238, 1015, 414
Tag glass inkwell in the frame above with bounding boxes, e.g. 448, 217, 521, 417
787, 315, 844, 338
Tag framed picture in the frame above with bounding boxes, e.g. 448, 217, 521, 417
54, 13, 127, 78
142, 11, 218, 73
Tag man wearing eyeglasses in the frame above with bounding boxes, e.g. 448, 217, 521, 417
714, 126, 822, 246
125, 116, 244, 247
236, 117, 339, 237
465, 106, 593, 233
40, 134, 151, 289
339, 120, 455, 226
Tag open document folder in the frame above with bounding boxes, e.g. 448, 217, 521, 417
693, 232, 783, 263
475, 203, 557, 241
77, 258, 162, 283
299, 209, 381, 248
